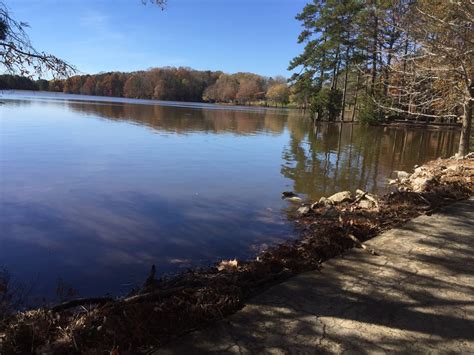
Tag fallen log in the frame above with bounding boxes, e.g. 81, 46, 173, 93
52, 297, 113, 312
123, 286, 186, 304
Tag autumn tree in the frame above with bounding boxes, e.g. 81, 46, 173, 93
236, 75, 263, 104
203, 74, 239, 103
217, 74, 239, 102
80, 76, 97, 95
266, 83, 290, 107
49, 79, 63, 92
63, 75, 84, 94
124, 72, 154, 98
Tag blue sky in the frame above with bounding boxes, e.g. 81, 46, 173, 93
9, 0, 307, 78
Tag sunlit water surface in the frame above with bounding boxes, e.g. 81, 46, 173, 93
0, 91, 459, 301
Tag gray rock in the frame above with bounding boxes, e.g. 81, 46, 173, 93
319, 196, 327, 203
327, 191, 352, 204
296, 206, 311, 216
319, 196, 333, 206
311, 196, 332, 209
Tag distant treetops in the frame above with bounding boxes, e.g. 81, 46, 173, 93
0, 68, 292, 108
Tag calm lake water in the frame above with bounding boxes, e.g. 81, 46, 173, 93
0, 91, 460, 301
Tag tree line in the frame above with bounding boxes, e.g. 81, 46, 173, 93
289, 0, 472, 154
0, 68, 292, 107
1, 0, 471, 155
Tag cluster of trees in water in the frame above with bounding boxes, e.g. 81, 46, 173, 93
0, 68, 292, 107
289, 0, 472, 142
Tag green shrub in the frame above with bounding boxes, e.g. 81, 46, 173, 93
358, 94, 384, 124
310, 87, 343, 121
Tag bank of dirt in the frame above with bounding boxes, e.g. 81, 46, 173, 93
0, 155, 473, 354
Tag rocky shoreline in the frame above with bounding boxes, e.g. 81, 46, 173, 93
1, 155, 473, 354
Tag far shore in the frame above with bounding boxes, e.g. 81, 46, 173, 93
1, 90, 464, 130
0, 89, 298, 113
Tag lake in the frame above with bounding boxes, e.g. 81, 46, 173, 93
0, 91, 460, 301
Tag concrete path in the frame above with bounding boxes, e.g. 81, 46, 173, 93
157, 198, 474, 354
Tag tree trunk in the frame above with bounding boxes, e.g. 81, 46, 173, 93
458, 93, 472, 156
340, 49, 350, 122
340, 68, 349, 121
351, 70, 362, 122
319, 34, 328, 88
371, 12, 378, 93
383, 29, 396, 97
331, 47, 341, 91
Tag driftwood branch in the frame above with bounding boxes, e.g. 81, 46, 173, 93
352, 192, 367, 205
123, 286, 185, 304
346, 234, 378, 256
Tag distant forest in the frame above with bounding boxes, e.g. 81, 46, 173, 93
0, 68, 292, 107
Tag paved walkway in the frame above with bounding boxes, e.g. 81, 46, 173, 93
158, 198, 474, 354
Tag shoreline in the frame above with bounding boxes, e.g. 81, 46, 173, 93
0, 90, 298, 113
1, 155, 473, 353
2, 91, 464, 130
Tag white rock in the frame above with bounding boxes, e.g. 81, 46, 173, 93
387, 179, 398, 185
394, 170, 410, 179
358, 200, 375, 209
296, 206, 311, 216
316, 196, 333, 207
411, 176, 431, 192
285, 196, 302, 203
327, 191, 352, 204
445, 165, 459, 172
365, 193, 378, 203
